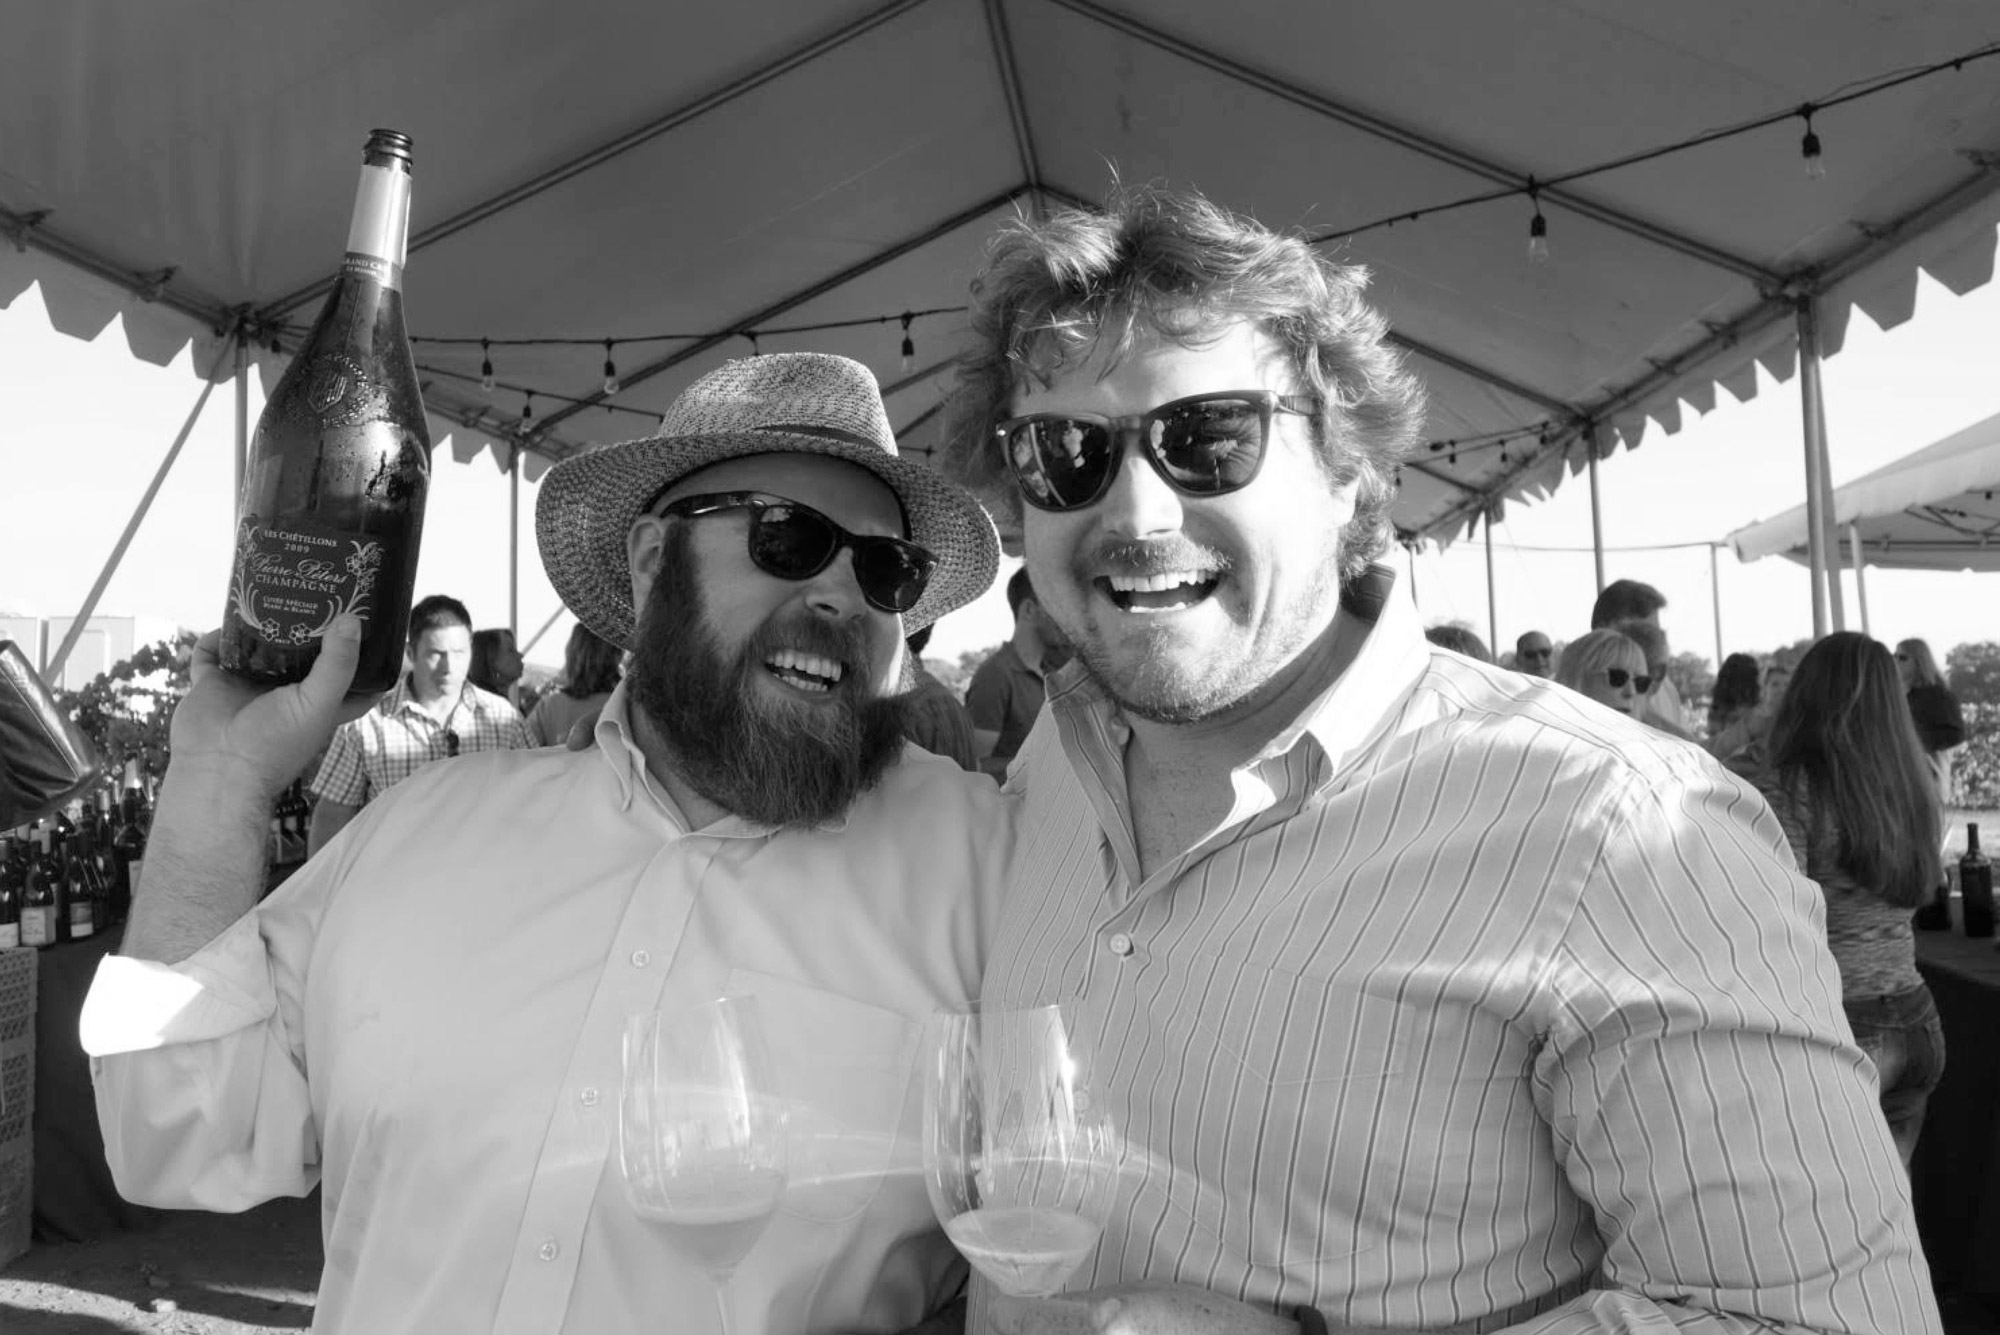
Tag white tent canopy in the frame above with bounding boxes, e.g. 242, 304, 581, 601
1728, 407, 2000, 572
4, 0, 1999, 551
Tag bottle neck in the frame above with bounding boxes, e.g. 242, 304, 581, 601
343, 157, 413, 292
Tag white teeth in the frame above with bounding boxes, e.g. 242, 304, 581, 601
1107, 570, 1215, 593
766, 649, 845, 685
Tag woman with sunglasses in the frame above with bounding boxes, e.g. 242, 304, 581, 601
1758, 632, 1944, 1167
1553, 628, 1650, 718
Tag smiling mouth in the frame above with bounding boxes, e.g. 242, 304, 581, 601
1099, 569, 1221, 613
764, 648, 846, 693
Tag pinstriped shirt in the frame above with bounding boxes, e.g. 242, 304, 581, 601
977, 575, 1937, 1335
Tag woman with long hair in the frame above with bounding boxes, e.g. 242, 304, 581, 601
525, 622, 625, 747
1707, 652, 1762, 737
468, 628, 525, 706
1759, 631, 1944, 1165
1552, 628, 1648, 719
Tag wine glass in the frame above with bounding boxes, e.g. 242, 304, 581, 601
921, 1003, 1121, 1298
620, 995, 789, 1335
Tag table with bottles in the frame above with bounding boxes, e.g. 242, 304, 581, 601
0, 769, 312, 1240
1912, 865, 2000, 1304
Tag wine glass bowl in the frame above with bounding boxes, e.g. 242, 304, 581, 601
922, 1004, 1120, 1297
620, 995, 789, 1328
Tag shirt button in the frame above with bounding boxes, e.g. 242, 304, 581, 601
580, 1087, 600, 1107
630, 949, 650, 968
1108, 933, 1134, 957
537, 1240, 560, 1262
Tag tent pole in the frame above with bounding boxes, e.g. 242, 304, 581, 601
48, 334, 238, 683
520, 603, 567, 659
1798, 297, 1845, 632
1485, 507, 1499, 655
1795, 300, 1830, 638
1586, 431, 1606, 595
233, 335, 249, 505
508, 446, 521, 639
1710, 543, 1724, 667
1848, 523, 1871, 635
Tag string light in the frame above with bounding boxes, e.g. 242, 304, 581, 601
1526, 181, 1550, 265
899, 312, 915, 373
480, 338, 495, 394
521, 391, 534, 428
602, 339, 620, 396
1800, 106, 1826, 180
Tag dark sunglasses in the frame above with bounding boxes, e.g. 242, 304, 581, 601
443, 729, 460, 758
996, 389, 1319, 512
659, 491, 936, 615
1604, 666, 1656, 695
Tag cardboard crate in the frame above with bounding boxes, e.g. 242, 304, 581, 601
0, 947, 36, 1269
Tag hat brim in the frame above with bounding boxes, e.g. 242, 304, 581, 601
536, 429, 1000, 650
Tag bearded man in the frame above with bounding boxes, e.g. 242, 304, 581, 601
82, 354, 1014, 1335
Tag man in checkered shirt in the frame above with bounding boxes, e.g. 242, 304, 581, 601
306, 593, 528, 855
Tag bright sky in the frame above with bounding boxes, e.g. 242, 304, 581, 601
4, 249, 1999, 672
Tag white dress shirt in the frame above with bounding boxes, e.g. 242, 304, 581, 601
85, 685, 1018, 1334
977, 572, 1937, 1334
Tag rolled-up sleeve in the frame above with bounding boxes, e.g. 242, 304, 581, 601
82, 850, 343, 1213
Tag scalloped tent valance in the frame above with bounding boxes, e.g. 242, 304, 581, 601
4, 0, 1997, 543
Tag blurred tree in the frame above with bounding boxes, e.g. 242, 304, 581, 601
54, 632, 197, 779
1947, 641, 2000, 708
1665, 652, 1715, 707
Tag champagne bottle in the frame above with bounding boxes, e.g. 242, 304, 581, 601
219, 128, 431, 693
63, 827, 97, 941
1961, 823, 1993, 938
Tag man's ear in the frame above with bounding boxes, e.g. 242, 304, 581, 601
627, 514, 668, 613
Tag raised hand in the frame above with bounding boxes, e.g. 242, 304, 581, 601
170, 615, 377, 800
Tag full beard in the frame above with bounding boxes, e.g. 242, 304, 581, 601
627, 538, 912, 828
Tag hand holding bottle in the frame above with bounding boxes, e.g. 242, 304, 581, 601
171, 615, 375, 804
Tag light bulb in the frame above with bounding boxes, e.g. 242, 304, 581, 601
480, 339, 495, 394
1802, 127, 1826, 180
603, 342, 619, 396
1527, 212, 1550, 265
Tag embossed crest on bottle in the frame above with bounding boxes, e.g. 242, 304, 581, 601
219, 130, 430, 695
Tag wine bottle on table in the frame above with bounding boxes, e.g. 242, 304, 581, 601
219, 128, 432, 694
62, 824, 97, 942
20, 827, 59, 950
113, 763, 147, 918
0, 834, 23, 949
1961, 823, 1994, 939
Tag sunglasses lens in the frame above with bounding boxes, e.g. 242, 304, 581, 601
1007, 419, 1114, 510
1606, 668, 1629, 688
1153, 397, 1267, 492
852, 540, 935, 614
445, 730, 459, 757
748, 505, 840, 580
1636, 676, 1654, 695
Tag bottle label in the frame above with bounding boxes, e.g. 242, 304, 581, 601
70, 899, 94, 937
344, 162, 408, 290
21, 907, 53, 948
0, 923, 18, 950
230, 517, 385, 646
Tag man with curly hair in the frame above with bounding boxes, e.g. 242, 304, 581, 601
939, 188, 1933, 1335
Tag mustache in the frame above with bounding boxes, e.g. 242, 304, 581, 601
1082, 537, 1232, 578
743, 609, 877, 681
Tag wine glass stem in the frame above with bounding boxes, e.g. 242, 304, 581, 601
713, 1276, 738, 1335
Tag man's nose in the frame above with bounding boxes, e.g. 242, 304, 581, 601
1096, 435, 1184, 538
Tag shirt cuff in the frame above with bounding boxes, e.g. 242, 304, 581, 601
79, 913, 279, 1056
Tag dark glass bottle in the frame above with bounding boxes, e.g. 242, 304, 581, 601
113, 765, 148, 918
0, 834, 22, 949
20, 827, 60, 950
62, 825, 97, 942
219, 128, 431, 694
1961, 823, 1994, 939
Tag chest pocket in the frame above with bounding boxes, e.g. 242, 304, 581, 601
725, 967, 921, 1224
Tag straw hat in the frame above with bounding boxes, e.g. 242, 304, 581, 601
536, 353, 999, 648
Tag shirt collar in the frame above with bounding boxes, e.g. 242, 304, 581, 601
381, 677, 489, 721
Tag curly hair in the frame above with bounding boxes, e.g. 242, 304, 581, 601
939, 186, 1428, 584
